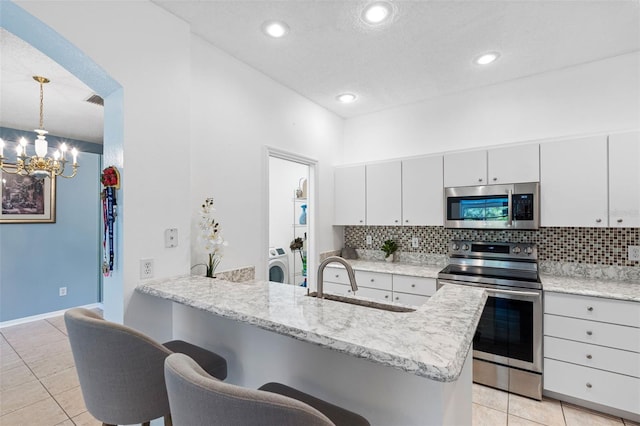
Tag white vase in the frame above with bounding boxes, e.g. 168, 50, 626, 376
385, 254, 394, 263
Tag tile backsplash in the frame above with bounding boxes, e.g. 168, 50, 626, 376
344, 226, 640, 267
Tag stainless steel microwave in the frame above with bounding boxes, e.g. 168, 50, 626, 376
444, 182, 540, 229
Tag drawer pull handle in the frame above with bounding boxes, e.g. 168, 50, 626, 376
617, 218, 623, 223
395, 297, 399, 300
587, 306, 593, 312
411, 284, 416, 288
385, 295, 389, 299
586, 331, 593, 336
586, 383, 592, 389
596, 218, 602, 223
335, 275, 339, 278
370, 279, 374, 282
586, 354, 592, 359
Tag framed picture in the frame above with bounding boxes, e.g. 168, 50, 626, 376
0, 164, 56, 223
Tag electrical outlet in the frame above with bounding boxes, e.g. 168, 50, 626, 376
59, 287, 67, 296
140, 259, 154, 279
412, 237, 419, 248
629, 245, 640, 261
366, 235, 372, 245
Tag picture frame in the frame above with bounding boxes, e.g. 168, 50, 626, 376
0, 164, 56, 223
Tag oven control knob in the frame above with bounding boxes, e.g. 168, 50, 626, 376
524, 246, 533, 255
462, 244, 470, 251
452, 243, 460, 251
512, 246, 521, 254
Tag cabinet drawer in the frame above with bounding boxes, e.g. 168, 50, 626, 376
545, 292, 640, 327
356, 287, 393, 303
544, 314, 640, 353
544, 336, 640, 378
355, 270, 392, 291
544, 358, 640, 415
323, 282, 354, 296
392, 292, 429, 307
393, 275, 437, 296
323, 267, 352, 285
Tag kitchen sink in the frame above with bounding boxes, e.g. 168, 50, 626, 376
306, 292, 415, 313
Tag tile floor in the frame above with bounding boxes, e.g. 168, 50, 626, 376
1, 311, 638, 426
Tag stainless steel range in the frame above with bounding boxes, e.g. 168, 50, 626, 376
437, 240, 543, 400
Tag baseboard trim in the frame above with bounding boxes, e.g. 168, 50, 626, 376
0, 303, 103, 328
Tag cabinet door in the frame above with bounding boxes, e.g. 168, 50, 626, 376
356, 286, 393, 303
366, 161, 402, 225
488, 144, 539, 184
443, 150, 487, 187
392, 292, 429, 307
609, 131, 640, 227
334, 165, 366, 225
540, 136, 608, 227
402, 156, 443, 226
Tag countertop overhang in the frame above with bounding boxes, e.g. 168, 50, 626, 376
136, 276, 487, 383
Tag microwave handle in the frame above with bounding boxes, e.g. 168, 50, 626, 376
507, 189, 513, 227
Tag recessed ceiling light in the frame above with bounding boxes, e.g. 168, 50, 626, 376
474, 52, 501, 65
262, 21, 289, 38
362, 1, 393, 25
336, 93, 357, 103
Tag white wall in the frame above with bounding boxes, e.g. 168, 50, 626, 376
189, 36, 344, 281
269, 157, 309, 284
16, 1, 192, 338
343, 52, 640, 163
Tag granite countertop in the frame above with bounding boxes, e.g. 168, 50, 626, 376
326, 259, 443, 279
136, 275, 486, 382
541, 274, 640, 303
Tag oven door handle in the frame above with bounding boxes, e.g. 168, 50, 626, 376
485, 288, 539, 297
507, 188, 513, 227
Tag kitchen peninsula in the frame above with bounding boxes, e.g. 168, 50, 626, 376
136, 276, 487, 425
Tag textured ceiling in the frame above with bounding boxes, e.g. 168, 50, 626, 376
0, 29, 104, 144
153, 0, 640, 118
1, 1, 638, 143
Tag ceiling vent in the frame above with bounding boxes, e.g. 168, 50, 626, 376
85, 94, 104, 106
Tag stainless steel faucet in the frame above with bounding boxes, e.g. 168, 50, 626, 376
316, 256, 358, 298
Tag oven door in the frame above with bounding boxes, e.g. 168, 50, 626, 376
438, 279, 542, 373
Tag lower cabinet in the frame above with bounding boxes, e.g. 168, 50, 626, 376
322, 267, 436, 306
544, 292, 640, 416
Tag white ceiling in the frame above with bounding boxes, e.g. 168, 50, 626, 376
0, 29, 104, 144
1, 1, 638, 143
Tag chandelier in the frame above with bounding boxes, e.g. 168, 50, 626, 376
0, 76, 79, 180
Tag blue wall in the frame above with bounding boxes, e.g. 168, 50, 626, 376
0, 129, 102, 321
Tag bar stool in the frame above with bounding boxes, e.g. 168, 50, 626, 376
64, 308, 227, 426
164, 352, 370, 426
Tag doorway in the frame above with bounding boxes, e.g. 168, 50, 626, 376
267, 149, 316, 287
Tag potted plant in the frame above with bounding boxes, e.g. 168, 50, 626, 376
381, 239, 398, 262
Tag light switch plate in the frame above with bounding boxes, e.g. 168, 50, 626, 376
412, 237, 419, 248
165, 228, 178, 248
629, 245, 640, 261
366, 235, 372, 245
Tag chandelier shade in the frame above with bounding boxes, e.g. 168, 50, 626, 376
0, 76, 79, 180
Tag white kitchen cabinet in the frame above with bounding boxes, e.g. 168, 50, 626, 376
355, 270, 393, 291
366, 161, 402, 226
392, 292, 429, 306
357, 286, 393, 302
609, 131, 640, 227
392, 275, 437, 297
444, 144, 539, 187
402, 156, 443, 226
487, 144, 540, 184
543, 291, 640, 417
334, 165, 366, 225
540, 135, 608, 227
443, 150, 487, 187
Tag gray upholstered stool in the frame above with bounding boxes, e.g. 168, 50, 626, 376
164, 352, 370, 426
64, 308, 227, 426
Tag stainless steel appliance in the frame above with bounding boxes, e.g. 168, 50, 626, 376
437, 240, 543, 400
444, 182, 539, 229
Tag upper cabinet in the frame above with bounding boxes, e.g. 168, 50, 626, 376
488, 144, 540, 184
334, 165, 366, 225
366, 161, 402, 226
443, 150, 487, 187
609, 131, 640, 227
444, 144, 539, 187
541, 135, 608, 227
402, 156, 443, 226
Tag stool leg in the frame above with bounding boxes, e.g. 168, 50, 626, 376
164, 414, 173, 426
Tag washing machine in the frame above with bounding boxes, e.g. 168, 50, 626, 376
268, 247, 289, 284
